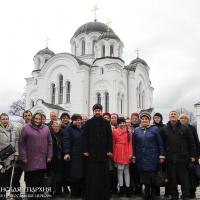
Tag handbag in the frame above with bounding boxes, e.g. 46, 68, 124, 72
0, 144, 16, 161
155, 164, 168, 187
194, 164, 200, 180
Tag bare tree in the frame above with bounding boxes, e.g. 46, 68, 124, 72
9, 95, 26, 117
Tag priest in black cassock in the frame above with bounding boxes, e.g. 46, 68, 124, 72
83, 104, 113, 200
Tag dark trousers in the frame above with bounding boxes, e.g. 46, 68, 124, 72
130, 164, 142, 194
168, 163, 189, 200
70, 178, 83, 197
109, 168, 118, 194
12, 167, 23, 198
25, 169, 46, 200
0, 168, 12, 200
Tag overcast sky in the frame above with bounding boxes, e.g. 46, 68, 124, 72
0, 0, 199, 121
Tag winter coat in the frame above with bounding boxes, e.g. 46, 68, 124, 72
113, 127, 133, 165
0, 123, 17, 153
188, 124, 200, 157
19, 123, 53, 172
160, 121, 196, 164
82, 116, 113, 162
63, 124, 84, 178
134, 125, 165, 172
0, 123, 17, 172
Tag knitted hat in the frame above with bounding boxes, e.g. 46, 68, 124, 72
139, 111, 151, 120
92, 104, 103, 111
117, 117, 126, 124
71, 114, 82, 121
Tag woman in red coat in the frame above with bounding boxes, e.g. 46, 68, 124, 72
113, 117, 133, 197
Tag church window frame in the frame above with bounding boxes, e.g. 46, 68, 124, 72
92, 40, 96, 55
110, 45, 114, 57
105, 92, 109, 112
51, 83, 56, 104
100, 67, 104, 75
66, 81, 71, 103
96, 92, 101, 104
58, 75, 63, 104
81, 39, 86, 56
102, 44, 105, 57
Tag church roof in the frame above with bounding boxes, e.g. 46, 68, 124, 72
72, 21, 114, 38
97, 31, 121, 41
195, 101, 200, 106
36, 47, 55, 56
124, 64, 136, 72
130, 57, 148, 67
42, 101, 68, 111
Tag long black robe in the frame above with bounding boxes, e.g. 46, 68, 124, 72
82, 116, 113, 200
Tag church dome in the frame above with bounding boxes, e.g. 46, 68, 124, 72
97, 31, 121, 41
72, 21, 114, 38
36, 47, 55, 56
130, 57, 148, 67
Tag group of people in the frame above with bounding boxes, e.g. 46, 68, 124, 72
0, 104, 199, 200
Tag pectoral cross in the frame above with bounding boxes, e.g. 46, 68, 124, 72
92, 5, 99, 22
106, 19, 112, 32
45, 37, 50, 48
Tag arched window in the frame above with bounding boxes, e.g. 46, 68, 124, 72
31, 100, 34, 108
105, 92, 109, 112
66, 81, 71, 103
137, 82, 143, 108
142, 90, 145, 109
120, 95, 124, 114
92, 40, 96, 55
51, 83, 56, 104
58, 75, 63, 104
96, 93, 101, 104
100, 67, 104, 75
102, 45, 105, 57
82, 39, 85, 55
110, 45, 114, 57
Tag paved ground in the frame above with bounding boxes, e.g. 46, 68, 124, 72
15, 176, 200, 200
51, 186, 200, 200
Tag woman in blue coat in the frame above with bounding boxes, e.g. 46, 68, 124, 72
63, 114, 84, 198
133, 112, 165, 200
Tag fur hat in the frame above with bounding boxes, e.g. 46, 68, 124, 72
139, 111, 151, 120
117, 117, 126, 124
92, 104, 103, 111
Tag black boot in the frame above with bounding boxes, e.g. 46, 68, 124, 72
126, 187, 131, 198
144, 185, 151, 200
118, 186, 124, 197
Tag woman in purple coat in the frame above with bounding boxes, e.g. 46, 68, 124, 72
19, 113, 53, 199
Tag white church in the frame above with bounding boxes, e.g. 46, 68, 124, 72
25, 20, 154, 117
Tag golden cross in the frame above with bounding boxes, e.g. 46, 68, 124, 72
92, 5, 99, 22
136, 48, 140, 58
106, 19, 112, 31
45, 37, 50, 48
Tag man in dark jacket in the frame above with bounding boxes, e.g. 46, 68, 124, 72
179, 114, 200, 198
82, 104, 113, 200
160, 111, 196, 200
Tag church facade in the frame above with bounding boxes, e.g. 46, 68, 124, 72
25, 21, 154, 117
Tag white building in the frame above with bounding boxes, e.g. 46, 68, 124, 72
25, 21, 154, 117
195, 101, 200, 136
